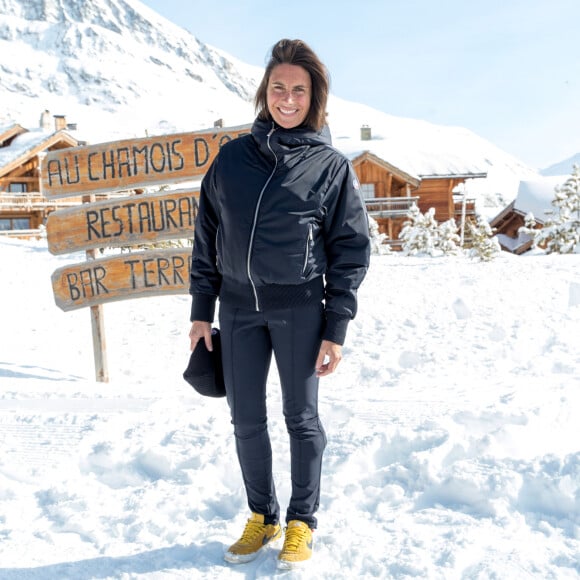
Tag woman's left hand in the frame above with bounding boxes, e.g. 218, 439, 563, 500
315, 340, 342, 377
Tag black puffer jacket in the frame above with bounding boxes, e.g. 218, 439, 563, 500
189, 118, 370, 344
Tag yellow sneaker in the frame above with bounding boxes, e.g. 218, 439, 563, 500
277, 520, 313, 569
224, 513, 282, 564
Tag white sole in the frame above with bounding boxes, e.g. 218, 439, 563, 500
224, 532, 282, 565
277, 558, 309, 570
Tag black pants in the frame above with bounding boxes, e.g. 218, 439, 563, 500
219, 302, 327, 529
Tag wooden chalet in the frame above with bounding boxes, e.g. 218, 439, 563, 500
489, 176, 564, 254
0, 112, 80, 234
347, 127, 486, 247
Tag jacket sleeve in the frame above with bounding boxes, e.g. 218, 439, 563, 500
322, 160, 370, 344
189, 158, 221, 322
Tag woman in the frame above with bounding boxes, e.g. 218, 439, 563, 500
189, 38, 370, 569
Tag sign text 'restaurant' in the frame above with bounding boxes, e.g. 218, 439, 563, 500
47, 189, 198, 254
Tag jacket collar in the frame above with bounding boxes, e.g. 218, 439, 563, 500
251, 118, 332, 158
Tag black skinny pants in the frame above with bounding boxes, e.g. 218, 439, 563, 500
219, 301, 327, 529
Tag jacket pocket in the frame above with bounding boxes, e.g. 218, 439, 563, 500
301, 223, 314, 278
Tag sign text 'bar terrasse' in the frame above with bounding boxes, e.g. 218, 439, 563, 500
51, 249, 191, 311
41, 124, 251, 198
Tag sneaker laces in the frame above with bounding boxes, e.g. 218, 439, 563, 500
283, 524, 309, 553
238, 518, 265, 544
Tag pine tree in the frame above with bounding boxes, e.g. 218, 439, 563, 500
368, 216, 391, 255
526, 164, 580, 254
437, 218, 461, 255
467, 216, 501, 261
399, 204, 440, 256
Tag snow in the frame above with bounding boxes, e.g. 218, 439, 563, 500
513, 176, 569, 223
1, 236, 579, 579
0, 128, 54, 167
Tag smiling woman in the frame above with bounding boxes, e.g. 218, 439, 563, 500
253, 39, 330, 133
266, 64, 311, 129
188, 38, 370, 571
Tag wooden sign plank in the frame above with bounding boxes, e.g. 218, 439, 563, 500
40, 124, 252, 199
46, 189, 198, 255
51, 249, 191, 311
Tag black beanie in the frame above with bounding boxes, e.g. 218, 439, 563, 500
183, 328, 226, 398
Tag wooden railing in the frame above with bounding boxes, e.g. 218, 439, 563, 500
0, 191, 133, 211
365, 196, 419, 218
0, 193, 77, 211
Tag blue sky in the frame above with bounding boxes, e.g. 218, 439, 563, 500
140, 0, 579, 170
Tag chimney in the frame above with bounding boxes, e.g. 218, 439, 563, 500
360, 125, 372, 141
40, 110, 51, 131
54, 115, 66, 131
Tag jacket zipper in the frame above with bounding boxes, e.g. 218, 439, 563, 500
247, 124, 278, 311
302, 223, 314, 276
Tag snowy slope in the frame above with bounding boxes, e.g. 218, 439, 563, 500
541, 153, 580, 177
1, 0, 539, 214
0, 0, 261, 141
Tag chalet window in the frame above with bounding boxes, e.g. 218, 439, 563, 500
360, 183, 375, 200
0, 217, 31, 230
8, 183, 27, 193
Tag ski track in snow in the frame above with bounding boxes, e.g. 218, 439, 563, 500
0, 239, 579, 579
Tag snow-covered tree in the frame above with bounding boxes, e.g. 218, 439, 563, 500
467, 216, 501, 261
520, 164, 580, 254
399, 204, 440, 256
368, 215, 391, 255
437, 218, 461, 255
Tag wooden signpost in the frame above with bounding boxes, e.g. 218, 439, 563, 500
41, 124, 251, 198
42, 123, 250, 381
51, 249, 191, 311
46, 189, 199, 254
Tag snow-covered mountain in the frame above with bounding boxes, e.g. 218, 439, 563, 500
541, 153, 580, 177
0, 0, 261, 140
0, 0, 540, 213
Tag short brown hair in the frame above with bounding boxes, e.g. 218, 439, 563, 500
254, 39, 330, 132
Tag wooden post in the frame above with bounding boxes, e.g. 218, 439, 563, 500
84, 195, 109, 382
89, 293, 109, 382
459, 185, 467, 247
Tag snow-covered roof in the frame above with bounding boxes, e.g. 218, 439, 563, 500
0, 129, 75, 175
496, 231, 534, 254
513, 176, 567, 222
326, 96, 541, 182
341, 141, 489, 180
0, 122, 15, 135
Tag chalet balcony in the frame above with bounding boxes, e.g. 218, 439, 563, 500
0, 192, 78, 212
453, 196, 477, 222
364, 196, 419, 218
0, 190, 134, 212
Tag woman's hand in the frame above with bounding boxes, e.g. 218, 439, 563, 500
189, 321, 212, 351
315, 340, 342, 377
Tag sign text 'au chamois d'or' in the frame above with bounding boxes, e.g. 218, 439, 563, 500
41, 124, 251, 198
46, 189, 198, 255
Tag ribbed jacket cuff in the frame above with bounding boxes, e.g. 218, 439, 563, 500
322, 312, 350, 345
190, 293, 217, 322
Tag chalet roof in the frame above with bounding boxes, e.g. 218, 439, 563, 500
512, 176, 567, 222
0, 129, 79, 178
339, 138, 489, 181
0, 123, 27, 146
349, 151, 421, 188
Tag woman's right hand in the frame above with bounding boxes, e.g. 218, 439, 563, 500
189, 320, 213, 351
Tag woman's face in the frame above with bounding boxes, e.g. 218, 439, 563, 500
267, 63, 312, 129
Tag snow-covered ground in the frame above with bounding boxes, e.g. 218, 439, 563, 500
0, 237, 579, 579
